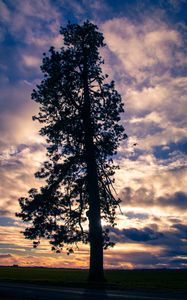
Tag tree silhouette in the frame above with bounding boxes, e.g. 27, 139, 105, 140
16, 21, 127, 282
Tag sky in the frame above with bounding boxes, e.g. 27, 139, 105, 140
0, 0, 187, 269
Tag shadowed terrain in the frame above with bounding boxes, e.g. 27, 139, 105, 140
0, 267, 187, 289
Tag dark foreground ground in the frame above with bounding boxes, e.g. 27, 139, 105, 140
0, 267, 187, 299
1, 281, 187, 300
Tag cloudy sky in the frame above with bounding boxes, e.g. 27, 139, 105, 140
0, 0, 187, 269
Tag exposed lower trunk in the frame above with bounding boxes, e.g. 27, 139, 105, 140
88, 217, 104, 281
86, 153, 104, 282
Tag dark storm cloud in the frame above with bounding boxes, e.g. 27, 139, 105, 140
163, 248, 187, 257
120, 187, 187, 210
172, 223, 187, 239
160, 234, 187, 261
120, 186, 155, 208
123, 227, 164, 242
109, 226, 164, 243
169, 258, 187, 265
158, 192, 187, 209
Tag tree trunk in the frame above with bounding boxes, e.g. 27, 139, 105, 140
82, 53, 105, 282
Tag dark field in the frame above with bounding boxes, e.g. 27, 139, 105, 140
0, 267, 187, 290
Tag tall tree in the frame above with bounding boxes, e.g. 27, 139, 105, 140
17, 21, 126, 282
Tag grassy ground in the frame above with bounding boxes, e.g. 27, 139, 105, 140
0, 267, 187, 290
